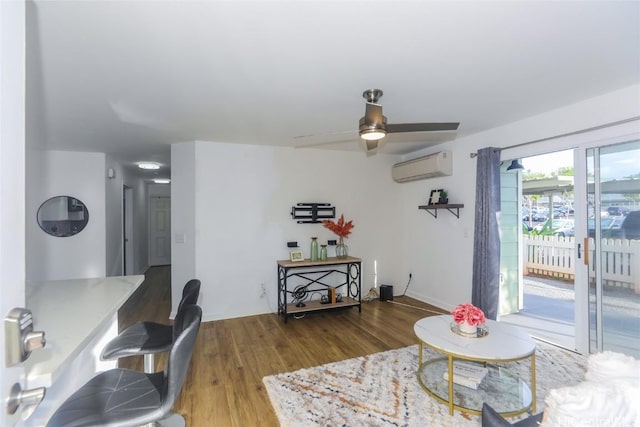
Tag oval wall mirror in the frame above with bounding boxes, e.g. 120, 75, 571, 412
37, 196, 89, 237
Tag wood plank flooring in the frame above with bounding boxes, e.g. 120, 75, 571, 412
118, 266, 446, 426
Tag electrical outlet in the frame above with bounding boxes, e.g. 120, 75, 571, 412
260, 283, 266, 298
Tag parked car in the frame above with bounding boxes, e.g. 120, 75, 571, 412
532, 211, 549, 222
553, 209, 568, 219
553, 220, 575, 237
588, 217, 623, 238
613, 211, 640, 240
532, 219, 574, 237
606, 206, 630, 217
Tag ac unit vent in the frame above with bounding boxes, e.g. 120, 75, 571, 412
391, 151, 452, 183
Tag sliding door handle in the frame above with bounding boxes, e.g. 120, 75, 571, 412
583, 237, 589, 266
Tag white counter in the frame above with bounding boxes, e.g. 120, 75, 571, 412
21, 275, 144, 426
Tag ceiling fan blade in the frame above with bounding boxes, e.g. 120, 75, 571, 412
358, 138, 386, 156
364, 102, 385, 126
295, 135, 358, 149
293, 129, 358, 148
384, 131, 458, 144
293, 129, 355, 140
386, 122, 459, 133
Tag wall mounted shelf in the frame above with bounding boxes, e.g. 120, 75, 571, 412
418, 204, 464, 219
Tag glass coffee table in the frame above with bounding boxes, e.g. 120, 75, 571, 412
414, 315, 536, 416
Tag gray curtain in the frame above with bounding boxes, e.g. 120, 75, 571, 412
472, 147, 501, 320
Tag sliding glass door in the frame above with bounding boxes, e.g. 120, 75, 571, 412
582, 140, 640, 357
501, 140, 638, 357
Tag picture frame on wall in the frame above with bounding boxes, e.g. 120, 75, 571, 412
429, 189, 442, 205
289, 250, 304, 262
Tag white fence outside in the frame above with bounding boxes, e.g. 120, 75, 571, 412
523, 235, 640, 291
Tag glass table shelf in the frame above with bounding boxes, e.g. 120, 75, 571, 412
417, 357, 532, 416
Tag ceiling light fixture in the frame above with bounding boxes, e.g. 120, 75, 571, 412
359, 89, 387, 142
153, 179, 171, 184
359, 128, 387, 141
137, 162, 161, 170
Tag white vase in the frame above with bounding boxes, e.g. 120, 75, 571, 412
459, 321, 477, 334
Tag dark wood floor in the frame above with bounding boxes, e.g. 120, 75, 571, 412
119, 266, 446, 426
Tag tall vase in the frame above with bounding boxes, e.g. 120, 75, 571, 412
320, 244, 327, 261
335, 236, 348, 259
310, 237, 319, 261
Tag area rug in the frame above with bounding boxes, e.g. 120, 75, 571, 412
263, 341, 587, 427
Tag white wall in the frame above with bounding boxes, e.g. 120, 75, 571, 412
26, 150, 107, 280
171, 142, 196, 313
172, 141, 404, 321
149, 183, 170, 197
130, 177, 150, 274
26, 150, 152, 281
168, 84, 639, 321
105, 156, 124, 277
1, 1, 27, 424
399, 84, 640, 311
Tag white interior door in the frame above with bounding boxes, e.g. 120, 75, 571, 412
1, 2, 27, 424
149, 196, 171, 266
123, 186, 134, 274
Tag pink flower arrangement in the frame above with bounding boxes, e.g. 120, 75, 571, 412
451, 303, 486, 326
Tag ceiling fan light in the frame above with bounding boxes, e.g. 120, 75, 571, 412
360, 129, 386, 141
137, 162, 161, 170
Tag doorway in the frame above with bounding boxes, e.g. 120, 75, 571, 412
149, 195, 171, 266
502, 142, 640, 357
501, 150, 578, 351
123, 185, 134, 275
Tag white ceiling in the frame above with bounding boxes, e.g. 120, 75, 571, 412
26, 1, 640, 179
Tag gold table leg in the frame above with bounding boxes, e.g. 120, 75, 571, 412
448, 355, 454, 415
531, 352, 537, 412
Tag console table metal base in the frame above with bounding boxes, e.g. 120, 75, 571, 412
277, 257, 362, 323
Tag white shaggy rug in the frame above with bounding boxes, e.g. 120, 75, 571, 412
263, 341, 588, 427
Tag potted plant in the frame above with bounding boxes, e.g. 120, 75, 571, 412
322, 214, 354, 259
439, 190, 448, 205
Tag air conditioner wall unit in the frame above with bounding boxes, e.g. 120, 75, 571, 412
391, 151, 452, 183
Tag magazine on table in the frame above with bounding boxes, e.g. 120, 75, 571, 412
442, 361, 488, 389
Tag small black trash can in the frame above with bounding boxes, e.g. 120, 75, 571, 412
379, 284, 393, 301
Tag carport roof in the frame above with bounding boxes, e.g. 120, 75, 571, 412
523, 176, 640, 195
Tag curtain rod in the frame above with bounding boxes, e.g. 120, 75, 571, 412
469, 116, 640, 158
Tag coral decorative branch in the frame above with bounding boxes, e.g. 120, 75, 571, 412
451, 303, 486, 326
322, 214, 354, 238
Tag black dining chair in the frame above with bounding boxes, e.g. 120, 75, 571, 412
47, 304, 202, 427
101, 279, 200, 373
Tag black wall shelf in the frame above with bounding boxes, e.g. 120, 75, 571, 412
418, 204, 464, 219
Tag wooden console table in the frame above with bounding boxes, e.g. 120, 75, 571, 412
277, 256, 362, 323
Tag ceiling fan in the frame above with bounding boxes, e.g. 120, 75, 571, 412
296, 89, 460, 156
